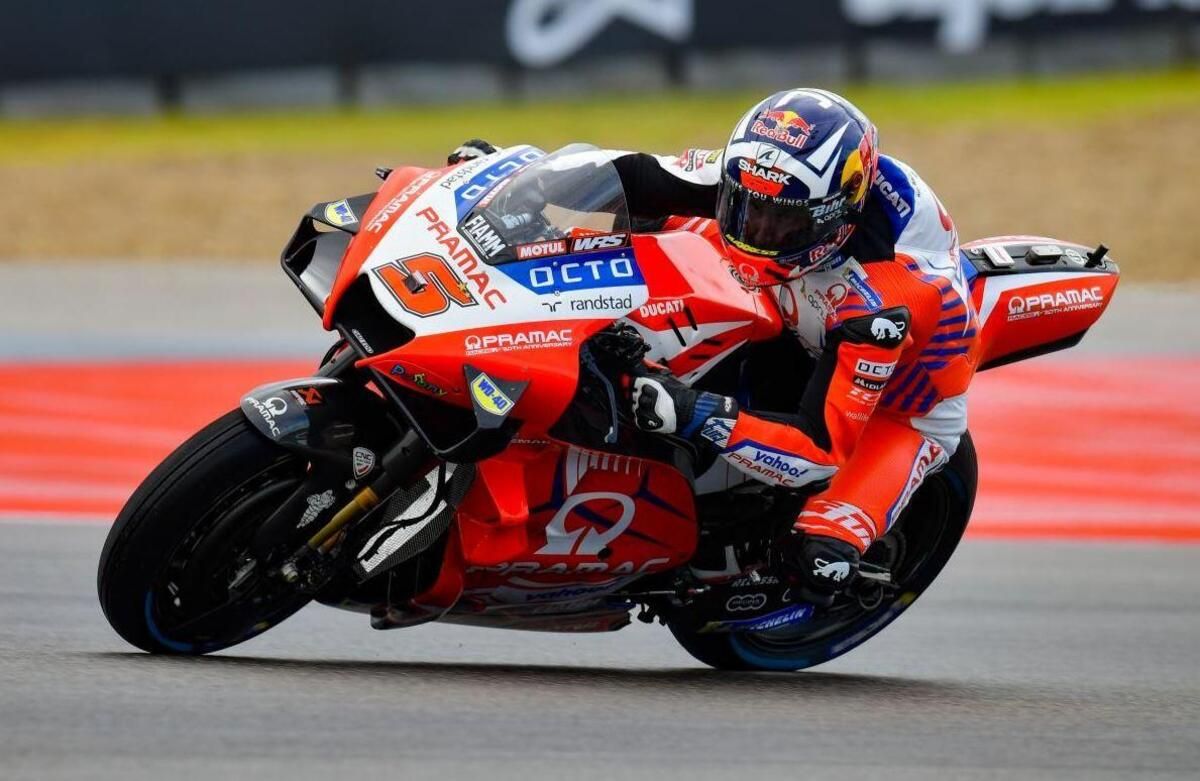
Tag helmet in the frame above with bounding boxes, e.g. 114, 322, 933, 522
716, 89, 878, 285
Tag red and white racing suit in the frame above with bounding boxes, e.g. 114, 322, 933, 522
611, 148, 981, 552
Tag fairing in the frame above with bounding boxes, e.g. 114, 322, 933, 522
293, 146, 1118, 629
625, 229, 783, 384
323, 145, 661, 435
963, 236, 1120, 370
454, 444, 697, 613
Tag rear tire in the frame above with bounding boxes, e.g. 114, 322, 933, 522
670, 432, 978, 672
98, 410, 312, 655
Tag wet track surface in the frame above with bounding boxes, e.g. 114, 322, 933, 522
2, 522, 1198, 780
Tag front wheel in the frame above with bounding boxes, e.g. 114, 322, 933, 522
670, 432, 978, 672
98, 410, 313, 655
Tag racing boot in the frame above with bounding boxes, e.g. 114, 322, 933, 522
779, 532, 861, 607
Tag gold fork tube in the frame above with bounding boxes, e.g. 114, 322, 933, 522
305, 486, 380, 551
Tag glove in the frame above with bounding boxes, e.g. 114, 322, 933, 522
631, 373, 737, 445
778, 532, 861, 607
447, 139, 498, 165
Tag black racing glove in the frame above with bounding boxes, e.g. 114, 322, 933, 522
447, 138, 498, 165
631, 372, 738, 447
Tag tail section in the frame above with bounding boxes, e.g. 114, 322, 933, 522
963, 236, 1120, 371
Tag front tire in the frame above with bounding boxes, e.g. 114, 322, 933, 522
670, 432, 978, 672
98, 410, 312, 655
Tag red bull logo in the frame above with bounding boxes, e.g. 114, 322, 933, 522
751, 110, 814, 150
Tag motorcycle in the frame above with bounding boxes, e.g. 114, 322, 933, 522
98, 144, 1119, 670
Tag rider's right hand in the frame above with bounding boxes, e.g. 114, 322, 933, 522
630, 373, 738, 446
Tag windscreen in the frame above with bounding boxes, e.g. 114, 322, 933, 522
460, 144, 630, 265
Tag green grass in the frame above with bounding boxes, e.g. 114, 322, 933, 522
1, 69, 1197, 164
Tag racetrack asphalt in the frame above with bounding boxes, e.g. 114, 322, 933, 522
1, 263, 1199, 779
1, 523, 1198, 780
3, 263, 1199, 540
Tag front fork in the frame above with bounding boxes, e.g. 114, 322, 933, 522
278, 428, 431, 585
234, 344, 433, 592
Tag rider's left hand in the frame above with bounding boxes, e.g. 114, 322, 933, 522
631, 373, 737, 445
447, 139, 498, 165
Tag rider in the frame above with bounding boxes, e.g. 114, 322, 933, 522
450, 88, 980, 604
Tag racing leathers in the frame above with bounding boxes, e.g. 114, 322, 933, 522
612, 148, 981, 589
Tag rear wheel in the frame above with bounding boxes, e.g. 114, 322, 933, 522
670, 432, 978, 671
98, 410, 313, 655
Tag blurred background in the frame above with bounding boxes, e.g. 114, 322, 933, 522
0, 0, 1196, 530
0, 0, 1197, 277
2, 4, 1200, 779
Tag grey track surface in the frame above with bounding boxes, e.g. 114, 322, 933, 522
2, 262, 1197, 779
2, 522, 1198, 780
0, 260, 1197, 358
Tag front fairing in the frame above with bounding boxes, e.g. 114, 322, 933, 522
320, 145, 651, 441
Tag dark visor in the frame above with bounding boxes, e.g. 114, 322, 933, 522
716, 179, 849, 262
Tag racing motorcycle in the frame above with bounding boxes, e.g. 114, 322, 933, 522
98, 145, 1120, 670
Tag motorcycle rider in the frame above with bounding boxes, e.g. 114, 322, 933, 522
450, 88, 980, 603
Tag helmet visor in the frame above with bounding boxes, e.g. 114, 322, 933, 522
716, 177, 851, 265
